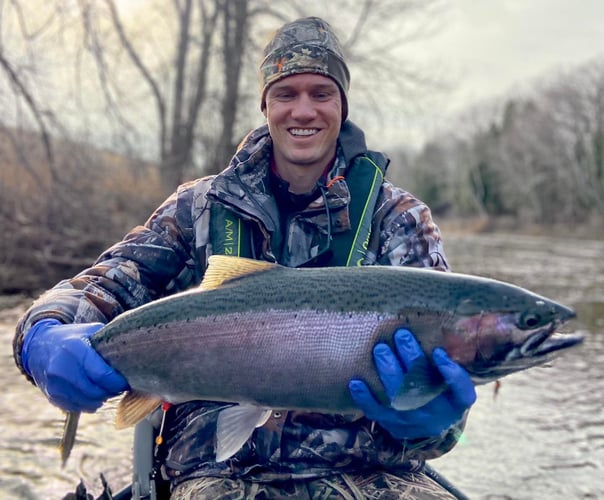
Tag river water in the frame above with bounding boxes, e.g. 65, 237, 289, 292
0, 232, 603, 499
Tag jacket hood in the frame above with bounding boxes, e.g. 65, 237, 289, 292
338, 120, 368, 164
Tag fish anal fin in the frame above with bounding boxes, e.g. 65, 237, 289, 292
391, 356, 447, 411
115, 391, 162, 429
201, 256, 279, 291
215, 405, 272, 462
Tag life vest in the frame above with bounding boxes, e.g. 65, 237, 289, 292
210, 151, 388, 267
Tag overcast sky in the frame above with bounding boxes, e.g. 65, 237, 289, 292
358, 0, 604, 148
422, 0, 604, 110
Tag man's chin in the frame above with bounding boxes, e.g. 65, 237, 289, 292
283, 152, 322, 167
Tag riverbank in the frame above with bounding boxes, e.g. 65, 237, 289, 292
3, 216, 602, 298
436, 214, 604, 240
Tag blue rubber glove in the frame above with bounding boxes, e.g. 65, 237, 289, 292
349, 328, 476, 440
21, 319, 128, 413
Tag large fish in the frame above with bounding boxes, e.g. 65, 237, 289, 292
60, 255, 582, 464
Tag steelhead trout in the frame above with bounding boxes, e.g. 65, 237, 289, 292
60, 255, 582, 464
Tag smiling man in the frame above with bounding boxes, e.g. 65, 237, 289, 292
14, 17, 475, 499
265, 73, 342, 193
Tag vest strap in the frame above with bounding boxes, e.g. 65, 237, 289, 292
210, 205, 252, 257
327, 153, 386, 266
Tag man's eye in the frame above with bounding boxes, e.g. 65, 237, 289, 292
314, 91, 334, 101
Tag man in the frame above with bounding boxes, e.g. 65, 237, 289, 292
14, 17, 475, 499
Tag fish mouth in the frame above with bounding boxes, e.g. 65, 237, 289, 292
502, 304, 582, 366
525, 330, 584, 357
472, 319, 584, 382
514, 306, 582, 356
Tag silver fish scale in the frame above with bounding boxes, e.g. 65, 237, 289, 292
94, 309, 402, 412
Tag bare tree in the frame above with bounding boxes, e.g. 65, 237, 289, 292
544, 63, 604, 213
3, 0, 450, 192
0, 1, 70, 189
403, 57, 604, 225
210, 0, 248, 173
76, 0, 223, 190
71, 0, 448, 189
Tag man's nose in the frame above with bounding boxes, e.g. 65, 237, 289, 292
290, 94, 317, 120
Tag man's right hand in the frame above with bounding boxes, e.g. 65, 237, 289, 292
21, 319, 128, 413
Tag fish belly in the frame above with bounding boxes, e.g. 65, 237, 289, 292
95, 310, 402, 412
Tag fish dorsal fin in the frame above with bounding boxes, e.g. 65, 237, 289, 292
115, 391, 162, 429
200, 255, 279, 291
215, 405, 272, 462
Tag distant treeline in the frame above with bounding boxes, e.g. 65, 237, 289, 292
4, 54, 604, 294
391, 58, 604, 226
0, 128, 164, 294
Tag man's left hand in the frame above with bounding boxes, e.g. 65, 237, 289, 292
349, 328, 476, 440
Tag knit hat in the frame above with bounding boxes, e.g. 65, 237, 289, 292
259, 17, 350, 120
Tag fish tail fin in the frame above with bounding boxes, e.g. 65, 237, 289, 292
59, 411, 81, 467
215, 405, 272, 462
116, 391, 162, 429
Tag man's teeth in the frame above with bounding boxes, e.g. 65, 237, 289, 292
290, 128, 318, 136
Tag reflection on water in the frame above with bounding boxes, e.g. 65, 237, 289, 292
0, 303, 134, 498
0, 233, 603, 499
432, 233, 604, 499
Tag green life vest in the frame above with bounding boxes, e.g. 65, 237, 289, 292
210, 152, 388, 267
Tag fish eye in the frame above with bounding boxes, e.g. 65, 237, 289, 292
519, 312, 542, 329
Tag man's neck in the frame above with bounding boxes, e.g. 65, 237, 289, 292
272, 158, 336, 194
278, 169, 321, 194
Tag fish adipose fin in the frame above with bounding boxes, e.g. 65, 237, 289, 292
391, 356, 447, 411
201, 255, 278, 291
115, 391, 162, 429
215, 405, 272, 462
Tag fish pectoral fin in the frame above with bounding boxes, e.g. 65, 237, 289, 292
115, 391, 162, 429
201, 256, 279, 290
215, 405, 272, 462
59, 411, 81, 468
391, 356, 447, 411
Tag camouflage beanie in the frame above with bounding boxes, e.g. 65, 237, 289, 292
259, 17, 350, 120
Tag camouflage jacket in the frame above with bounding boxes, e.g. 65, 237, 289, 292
14, 120, 463, 485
